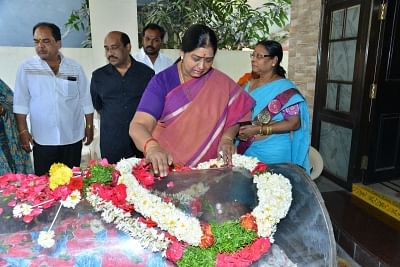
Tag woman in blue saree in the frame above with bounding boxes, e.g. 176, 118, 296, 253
0, 79, 33, 174
237, 40, 310, 174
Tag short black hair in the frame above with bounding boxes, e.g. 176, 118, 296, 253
143, 23, 166, 40
33, 22, 61, 41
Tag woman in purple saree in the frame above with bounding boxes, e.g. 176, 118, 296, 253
129, 24, 254, 176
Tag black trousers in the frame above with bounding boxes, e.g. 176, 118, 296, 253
33, 140, 82, 176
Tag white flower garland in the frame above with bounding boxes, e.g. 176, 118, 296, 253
116, 158, 203, 246
86, 191, 171, 252
196, 154, 292, 242
86, 154, 292, 252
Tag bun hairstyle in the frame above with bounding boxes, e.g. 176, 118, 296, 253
181, 24, 218, 55
257, 40, 286, 78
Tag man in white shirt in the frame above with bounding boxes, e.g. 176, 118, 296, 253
133, 23, 174, 74
13, 22, 94, 175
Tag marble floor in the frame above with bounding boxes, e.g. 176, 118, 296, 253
315, 176, 400, 267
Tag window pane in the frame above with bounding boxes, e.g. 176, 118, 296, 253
328, 40, 357, 81
339, 84, 352, 112
326, 83, 337, 110
345, 5, 360, 38
330, 9, 344, 39
320, 121, 352, 181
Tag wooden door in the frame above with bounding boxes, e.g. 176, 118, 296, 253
313, 0, 374, 190
363, 0, 400, 183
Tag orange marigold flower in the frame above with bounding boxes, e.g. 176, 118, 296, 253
237, 72, 252, 86
240, 213, 258, 231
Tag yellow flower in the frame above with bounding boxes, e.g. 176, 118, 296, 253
49, 163, 72, 190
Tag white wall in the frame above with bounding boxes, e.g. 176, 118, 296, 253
0, 0, 288, 88
0, 0, 139, 89
89, 0, 139, 69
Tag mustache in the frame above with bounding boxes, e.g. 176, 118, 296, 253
145, 46, 155, 50
108, 56, 117, 61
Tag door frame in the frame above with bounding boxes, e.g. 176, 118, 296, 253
312, 0, 378, 190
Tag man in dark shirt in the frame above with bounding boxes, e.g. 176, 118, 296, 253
90, 31, 154, 163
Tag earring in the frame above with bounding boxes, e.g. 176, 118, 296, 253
272, 64, 276, 67
180, 56, 183, 61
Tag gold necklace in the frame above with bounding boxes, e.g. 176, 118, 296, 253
178, 61, 185, 84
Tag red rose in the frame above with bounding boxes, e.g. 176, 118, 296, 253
138, 217, 157, 228
111, 184, 127, 206
251, 162, 268, 175
68, 176, 84, 191
132, 160, 155, 187
52, 185, 71, 200
166, 241, 185, 262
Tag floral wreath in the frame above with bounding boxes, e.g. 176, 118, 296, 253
0, 154, 292, 267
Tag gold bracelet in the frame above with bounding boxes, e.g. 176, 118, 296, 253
86, 124, 92, 129
19, 129, 28, 135
266, 125, 272, 135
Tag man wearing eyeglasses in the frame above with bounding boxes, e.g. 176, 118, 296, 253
90, 31, 154, 164
132, 23, 174, 74
13, 22, 94, 175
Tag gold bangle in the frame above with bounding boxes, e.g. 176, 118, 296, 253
259, 125, 264, 135
266, 125, 272, 135
86, 124, 92, 129
19, 129, 28, 135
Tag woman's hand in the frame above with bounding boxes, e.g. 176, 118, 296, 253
145, 144, 173, 177
217, 137, 236, 165
238, 125, 259, 141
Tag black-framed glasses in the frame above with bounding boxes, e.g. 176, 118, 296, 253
250, 53, 274, 59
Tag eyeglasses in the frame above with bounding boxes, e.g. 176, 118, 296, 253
250, 53, 274, 59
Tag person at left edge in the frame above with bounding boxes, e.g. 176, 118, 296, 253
90, 31, 154, 163
13, 22, 94, 176
0, 79, 33, 174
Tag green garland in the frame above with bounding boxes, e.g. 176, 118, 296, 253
83, 164, 113, 194
177, 220, 257, 267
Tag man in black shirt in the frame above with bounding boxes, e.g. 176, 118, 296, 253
90, 31, 154, 163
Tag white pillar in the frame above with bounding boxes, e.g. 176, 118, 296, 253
89, 0, 138, 68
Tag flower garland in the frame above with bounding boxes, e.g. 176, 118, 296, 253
116, 158, 204, 246
196, 154, 292, 243
100, 154, 292, 266
0, 154, 292, 266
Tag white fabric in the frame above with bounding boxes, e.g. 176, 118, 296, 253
132, 48, 174, 74
13, 53, 94, 145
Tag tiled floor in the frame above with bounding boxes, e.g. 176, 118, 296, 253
315, 176, 400, 267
